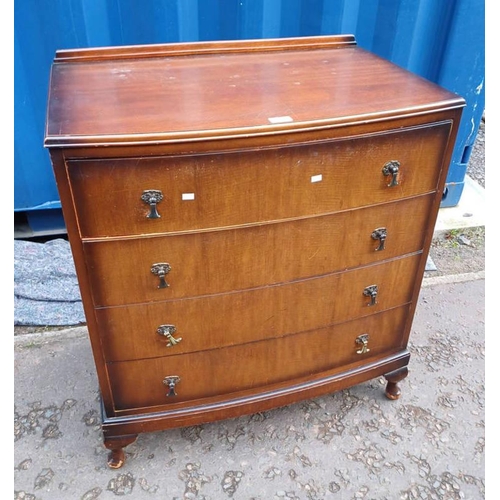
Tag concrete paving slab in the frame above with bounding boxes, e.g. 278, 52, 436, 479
435, 175, 486, 232
14, 276, 485, 500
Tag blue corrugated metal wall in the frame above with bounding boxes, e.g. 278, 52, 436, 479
14, 0, 485, 234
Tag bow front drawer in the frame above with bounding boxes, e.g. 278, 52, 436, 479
67, 123, 450, 238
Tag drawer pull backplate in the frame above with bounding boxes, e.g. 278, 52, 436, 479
141, 189, 163, 218
355, 334, 370, 354
371, 227, 387, 251
151, 263, 171, 289
363, 284, 379, 307
163, 376, 181, 397
382, 160, 400, 187
157, 324, 183, 347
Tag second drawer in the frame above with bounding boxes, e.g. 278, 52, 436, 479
84, 194, 433, 307
96, 253, 421, 362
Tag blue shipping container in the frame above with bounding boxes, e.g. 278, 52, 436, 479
14, 0, 485, 235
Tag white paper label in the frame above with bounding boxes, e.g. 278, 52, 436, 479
268, 115, 294, 124
311, 174, 323, 183
182, 193, 195, 200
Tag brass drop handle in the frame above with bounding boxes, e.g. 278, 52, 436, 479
151, 263, 171, 289
371, 227, 387, 251
141, 189, 164, 219
382, 160, 400, 187
157, 324, 182, 347
363, 285, 378, 307
355, 334, 370, 354
163, 376, 180, 397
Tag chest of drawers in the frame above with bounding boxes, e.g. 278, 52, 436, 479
44, 35, 464, 468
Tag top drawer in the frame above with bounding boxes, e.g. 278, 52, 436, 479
67, 122, 451, 239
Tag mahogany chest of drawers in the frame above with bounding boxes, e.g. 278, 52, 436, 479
44, 35, 464, 468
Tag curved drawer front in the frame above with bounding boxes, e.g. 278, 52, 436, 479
107, 305, 408, 412
97, 253, 421, 362
84, 194, 433, 307
68, 123, 450, 238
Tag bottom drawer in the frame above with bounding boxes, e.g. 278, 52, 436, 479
107, 305, 409, 412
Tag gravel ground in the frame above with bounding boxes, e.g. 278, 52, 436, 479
426, 226, 485, 278
14, 278, 485, 499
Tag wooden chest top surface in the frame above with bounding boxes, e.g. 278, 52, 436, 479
45, 35, 463, 147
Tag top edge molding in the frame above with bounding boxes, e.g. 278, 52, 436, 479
53, 35, 357, 63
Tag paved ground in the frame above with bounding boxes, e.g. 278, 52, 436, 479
14, 273, 485, 500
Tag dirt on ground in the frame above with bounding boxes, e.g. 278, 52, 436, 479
426, 226, 485, 278
424, 117, 486, 278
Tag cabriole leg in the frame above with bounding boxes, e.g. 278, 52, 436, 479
103, 434, 138, 469
384, 366, 409, 400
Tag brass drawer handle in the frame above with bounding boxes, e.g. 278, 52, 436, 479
382, 160, 400, 187
363, 285, 378, 306
141, 189, 163, 218
157, 324, 182, 347
151, 263, 171, 289
163, 376, 181, 397
355, 334, 370, 354
371, 227, 387, 251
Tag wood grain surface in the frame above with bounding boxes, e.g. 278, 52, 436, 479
96, 253, 421, 361
83, 194, 434, 306
68, 123, 450, 238
107, 305, 409, 411
45, 36, 463, 146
